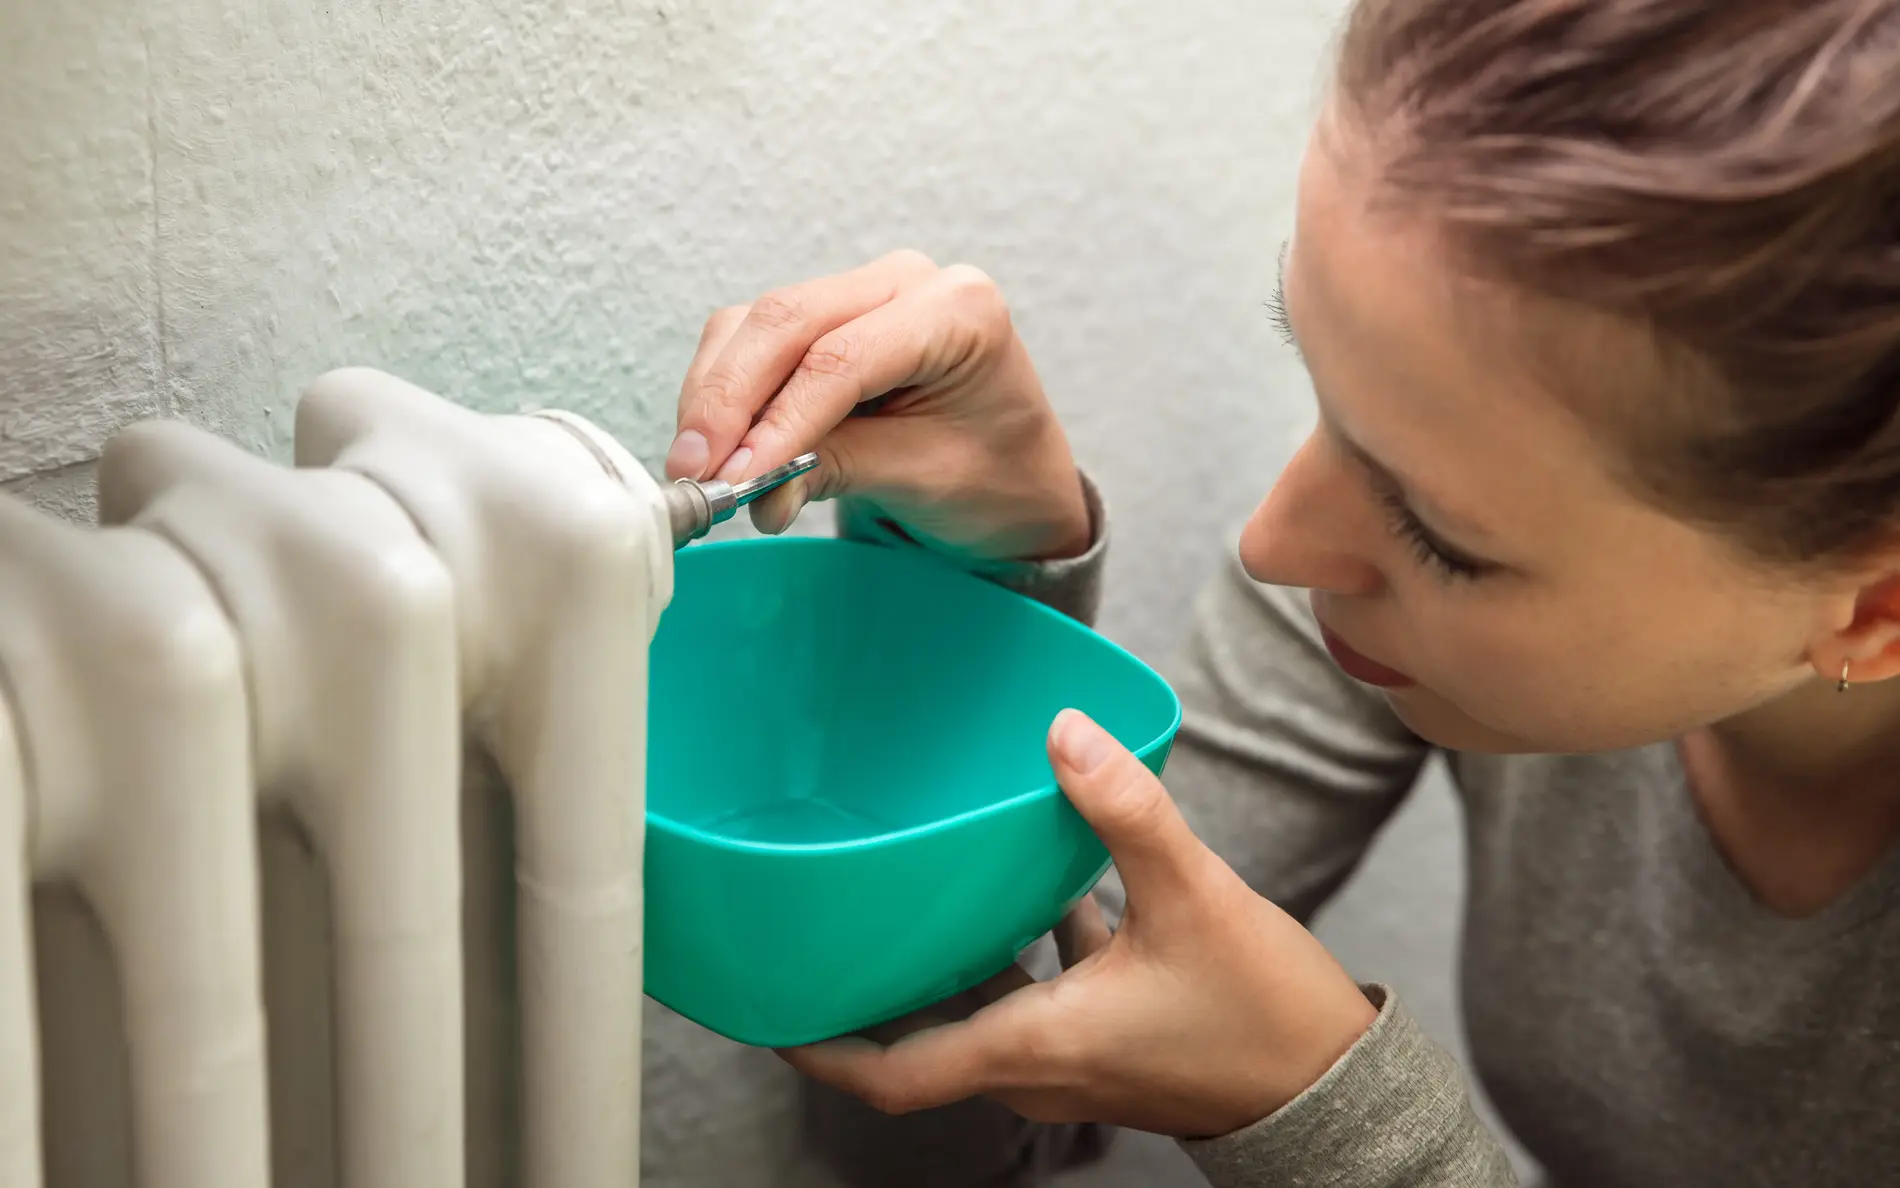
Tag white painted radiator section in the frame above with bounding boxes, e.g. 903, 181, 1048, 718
0, 369, 672, 1188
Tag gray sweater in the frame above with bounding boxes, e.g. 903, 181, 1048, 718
640, 484, 1900, 1187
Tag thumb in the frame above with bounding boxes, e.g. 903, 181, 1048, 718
1047, 709, 1206, 901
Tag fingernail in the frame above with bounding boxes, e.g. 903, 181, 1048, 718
716, 445, 753, 482
1053, 709, 1113, 774
666, 430, 709, 479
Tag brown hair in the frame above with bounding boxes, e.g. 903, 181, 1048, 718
1336, 0, 1900, 567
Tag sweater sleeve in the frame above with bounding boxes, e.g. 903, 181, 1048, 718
1185, 985, 1519, 1188
832, 476, 1106, 627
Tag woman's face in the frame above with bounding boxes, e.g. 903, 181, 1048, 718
1242, 118, 1856, 755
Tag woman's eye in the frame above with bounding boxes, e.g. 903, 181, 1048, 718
1266, 284, 1296, 346
1377, 489, 1490, 582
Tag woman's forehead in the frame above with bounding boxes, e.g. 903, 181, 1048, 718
1288, 135, 1672, 543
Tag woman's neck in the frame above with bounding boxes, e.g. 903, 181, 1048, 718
1681, 673, 1900, 917
1703, 671, 1900, 806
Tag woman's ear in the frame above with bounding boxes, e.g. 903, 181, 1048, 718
1809, 573, 1900, 686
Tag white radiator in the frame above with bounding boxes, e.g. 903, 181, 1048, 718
0, 368, 675, 1188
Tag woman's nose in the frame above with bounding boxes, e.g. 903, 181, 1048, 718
1238, 432, 1383, 597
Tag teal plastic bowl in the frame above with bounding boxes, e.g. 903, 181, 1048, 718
643, 536, 1182, 1048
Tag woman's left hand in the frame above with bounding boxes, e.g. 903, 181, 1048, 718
778, 709, 1380, 1139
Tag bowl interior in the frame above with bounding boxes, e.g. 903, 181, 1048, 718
649, 537, 1180, 848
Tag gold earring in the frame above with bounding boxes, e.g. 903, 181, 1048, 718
1839, 659, 1853, 694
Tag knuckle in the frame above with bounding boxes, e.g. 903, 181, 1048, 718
940, 262, 1002, 300
939, 263, 1013, 335
691, 367, 754, 424
1100, 768, 1171, 833
797, 333, 862, 384
746, 290, 808, 333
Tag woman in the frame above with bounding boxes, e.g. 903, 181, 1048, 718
664, 2, 1900, 1184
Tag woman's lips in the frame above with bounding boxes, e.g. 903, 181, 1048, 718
1318, 624, 1417, 689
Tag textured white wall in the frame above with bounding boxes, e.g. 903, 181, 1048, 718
2, 0, 1325, 662
2, 2, 1525, 1183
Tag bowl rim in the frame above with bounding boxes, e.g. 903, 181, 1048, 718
646, 535, 1185, 856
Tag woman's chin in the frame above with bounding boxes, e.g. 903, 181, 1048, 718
1382, 686, 1549, 755
1384, 685, 1672, 756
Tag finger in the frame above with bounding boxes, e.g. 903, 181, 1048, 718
1047, 709, 1211, 904
674, 250, 938, 480
680, 305, 751, 410
730, 264, 1008, 481
1053, 895, 1111, 970
779, 1026, 997, 1114
743, 409, 952, 536
666, 306, 751, 479
778, 987, 1054, 1116
746, 471, 812, 536
852, 963, 1036, 1046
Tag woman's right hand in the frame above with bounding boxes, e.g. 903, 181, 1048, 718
667, 251, 1093, 564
